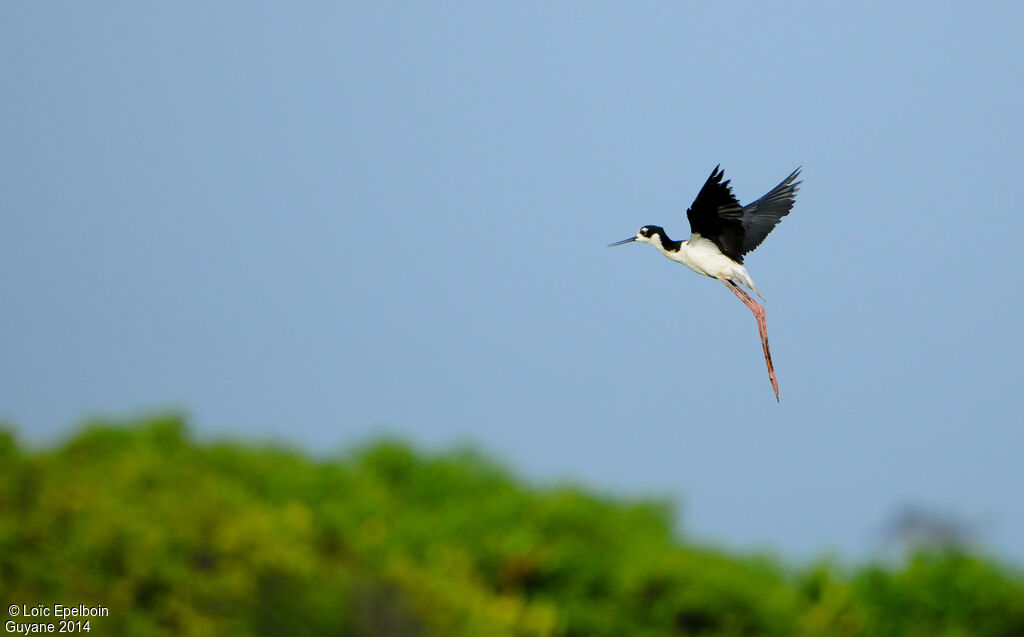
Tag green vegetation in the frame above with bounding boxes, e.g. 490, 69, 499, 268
1, 416, 1022, 636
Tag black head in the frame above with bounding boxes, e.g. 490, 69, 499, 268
638, 225, 664, 240
608, 225, 668, 247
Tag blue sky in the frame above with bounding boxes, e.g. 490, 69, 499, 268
2, 3, 1023, 563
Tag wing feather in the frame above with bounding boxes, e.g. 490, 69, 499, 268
733, 167, 801, 256
685, 166, 745, 262
685, 166, 802, 262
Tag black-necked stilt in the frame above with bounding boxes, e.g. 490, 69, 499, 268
610, 165, 801, 401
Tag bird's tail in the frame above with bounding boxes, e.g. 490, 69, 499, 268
732, 265, 766, 300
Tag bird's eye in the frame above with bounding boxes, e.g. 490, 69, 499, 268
640, 227, 649, 236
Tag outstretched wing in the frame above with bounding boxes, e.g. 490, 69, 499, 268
685, 165, 745, 262
732, 167, 801, 256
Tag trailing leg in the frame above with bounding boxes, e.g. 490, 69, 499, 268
721, 278, 779, 401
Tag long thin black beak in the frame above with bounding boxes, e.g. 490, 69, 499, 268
607, 237, 636, 247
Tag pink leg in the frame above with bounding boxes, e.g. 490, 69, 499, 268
720, 278, 779, 402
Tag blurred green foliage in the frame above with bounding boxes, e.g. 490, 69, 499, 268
1, 416, 1022, 636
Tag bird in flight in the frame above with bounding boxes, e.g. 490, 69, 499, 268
609, 165, 801, 401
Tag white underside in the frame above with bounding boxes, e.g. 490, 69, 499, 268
660, 234, 765, 299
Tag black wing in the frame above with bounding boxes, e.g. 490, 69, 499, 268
732, 167, 801, 256
685, 165, 745, 262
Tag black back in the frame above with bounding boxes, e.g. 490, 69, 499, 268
685, 166, 745, 262
685, 166, 801, 264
